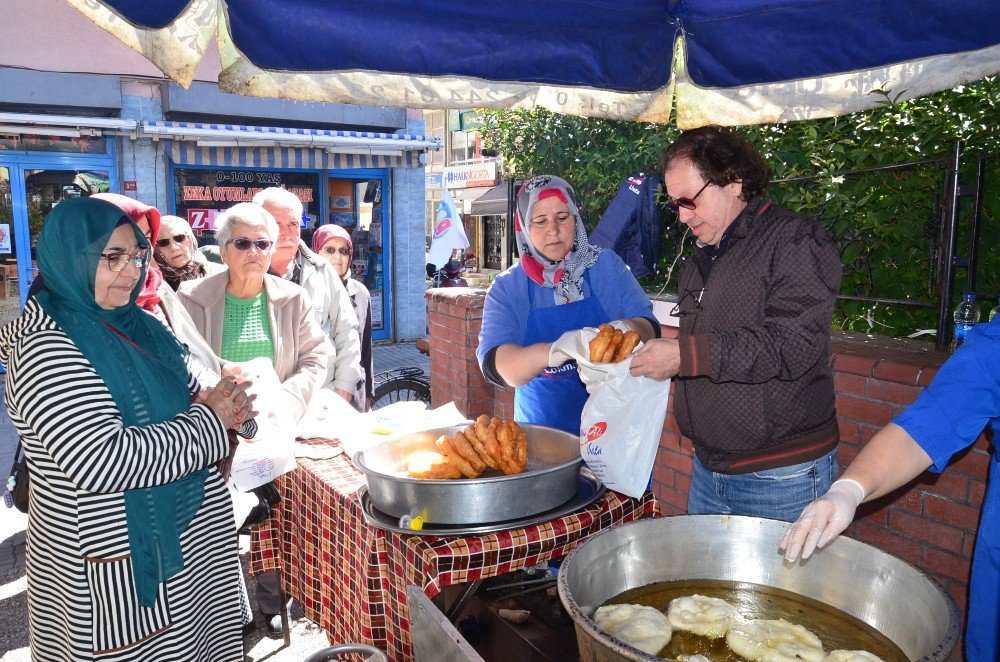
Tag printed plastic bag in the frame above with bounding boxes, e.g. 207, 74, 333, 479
223, 357, 298, 491
577, 346, 671, 498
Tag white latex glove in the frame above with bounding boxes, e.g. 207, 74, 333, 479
548, 327, 598, 367
780, 478, 865, 562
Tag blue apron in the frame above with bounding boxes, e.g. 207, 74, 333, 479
515, 272, 610, 435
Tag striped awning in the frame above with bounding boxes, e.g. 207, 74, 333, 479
146, 120, 440, 170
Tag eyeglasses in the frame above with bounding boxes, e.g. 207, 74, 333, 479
665, 181, 712, 213
156, 234, 188, 248
530, 212, 574, 229
322, 246, 352, 257
225, 238, 274, 252
100, 249, 150, 273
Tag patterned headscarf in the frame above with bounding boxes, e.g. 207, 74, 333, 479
514, 175, 601, 304
312, 224, 354, 283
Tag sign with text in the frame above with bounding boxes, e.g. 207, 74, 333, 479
444, 161, 497, 189
172, 168, 321, 236
425, 172, 443, 190
187, 208, 219, 232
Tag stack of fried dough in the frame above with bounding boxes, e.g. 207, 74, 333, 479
408, 415, 528, 479
589, 323, 641, 363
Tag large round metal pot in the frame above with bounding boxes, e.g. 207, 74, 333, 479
558, 516, 960, 661
353, 424, 582, 524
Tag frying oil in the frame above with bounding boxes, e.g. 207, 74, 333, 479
606, 579, 907, 661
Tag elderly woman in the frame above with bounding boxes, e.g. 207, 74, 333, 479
312, 224, 373, 411
477, 175, 661, 434
154, 214, 217, 290
177, 201, 331, 636
0, 197, 257, 660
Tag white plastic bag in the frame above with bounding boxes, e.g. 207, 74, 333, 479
224, 358, 298, 491
576, 341, 671, 498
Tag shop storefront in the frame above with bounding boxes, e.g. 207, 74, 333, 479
0, 123, 121, 327
152, 121, 437, 341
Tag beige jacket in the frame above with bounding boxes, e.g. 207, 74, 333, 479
156, 281, 222, 386
178, 271, 332, 422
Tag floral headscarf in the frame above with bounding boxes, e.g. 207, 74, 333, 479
514, 175, 601, 304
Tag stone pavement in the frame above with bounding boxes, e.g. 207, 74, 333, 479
0, 341, 431, 659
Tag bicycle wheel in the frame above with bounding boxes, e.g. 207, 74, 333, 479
372, 377, 431, 409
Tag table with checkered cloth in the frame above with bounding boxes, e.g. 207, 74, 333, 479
252, 439, 660, 661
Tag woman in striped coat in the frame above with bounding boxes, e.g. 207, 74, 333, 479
0, 197, 257, 661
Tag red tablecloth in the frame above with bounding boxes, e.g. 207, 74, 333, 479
261, 441, 660, 661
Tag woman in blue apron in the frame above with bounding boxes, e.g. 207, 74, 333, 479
781, 317, 1000, 659
476, 175, 660, 435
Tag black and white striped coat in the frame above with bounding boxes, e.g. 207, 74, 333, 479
1, 300, 249, 661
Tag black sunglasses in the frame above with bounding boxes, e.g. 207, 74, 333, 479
226, 238, 274, 252
156, 234, 188, 248
322, 246, 352, 256
665, 181, 712, 213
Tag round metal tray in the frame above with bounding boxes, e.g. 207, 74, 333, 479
353, 423, 583, 524
358, 468, 605, 536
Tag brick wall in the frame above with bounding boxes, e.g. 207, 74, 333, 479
429, 290, 985, 656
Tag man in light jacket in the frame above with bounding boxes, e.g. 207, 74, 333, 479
253, 187, 364, 408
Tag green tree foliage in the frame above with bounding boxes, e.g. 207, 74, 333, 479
480, 78, 1000, 337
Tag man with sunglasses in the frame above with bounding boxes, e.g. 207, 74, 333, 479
630, 126, 843, 524
252, 187, 363, 409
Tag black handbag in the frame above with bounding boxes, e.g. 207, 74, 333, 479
7, 440, 29, 514
237, 481, 282, 535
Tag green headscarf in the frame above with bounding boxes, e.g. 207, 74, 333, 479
34, 197, 206, 608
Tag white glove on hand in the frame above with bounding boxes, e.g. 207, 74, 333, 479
780, 478, 865, 562
548, 327, 598, 368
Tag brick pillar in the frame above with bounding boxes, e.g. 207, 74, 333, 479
425, 287, 509, 419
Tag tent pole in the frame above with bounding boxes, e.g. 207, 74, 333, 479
936, 141, 963, 351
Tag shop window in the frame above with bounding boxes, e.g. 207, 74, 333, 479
172, 168, 320, 243
327, 177, 387, 332
0, 133, 108, 154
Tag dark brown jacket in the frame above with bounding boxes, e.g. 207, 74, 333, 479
674, 196, 842, 473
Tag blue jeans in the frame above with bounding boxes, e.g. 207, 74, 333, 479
687, 448, 839, 523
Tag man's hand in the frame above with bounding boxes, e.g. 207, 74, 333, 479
629, 338, 681, 381
780, 479, 866, 562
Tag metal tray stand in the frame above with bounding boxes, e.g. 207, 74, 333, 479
358, 468, 605, 537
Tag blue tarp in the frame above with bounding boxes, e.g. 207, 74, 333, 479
79, 1, 1000, 126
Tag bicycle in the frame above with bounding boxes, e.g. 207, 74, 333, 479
372, 367, 431, 409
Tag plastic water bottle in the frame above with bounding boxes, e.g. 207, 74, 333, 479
990, 298, 1000, 322
951, 293, 980, 352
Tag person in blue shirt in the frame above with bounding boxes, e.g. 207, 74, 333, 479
781, 318, 1000, 660
477, 175, 660, 435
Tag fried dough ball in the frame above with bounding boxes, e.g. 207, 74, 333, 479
406, 451, 462, 480
726, 618, 826, 662
600, 328, 625, 362
451, 430, 486, 473
496, 420, 518, 474
613, 330, 641, 362
475, 416, 503, 465
436, 435, 480, 478
589, 332, 611, 363
514, 424, 528, 473
464, 424, 500, 470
